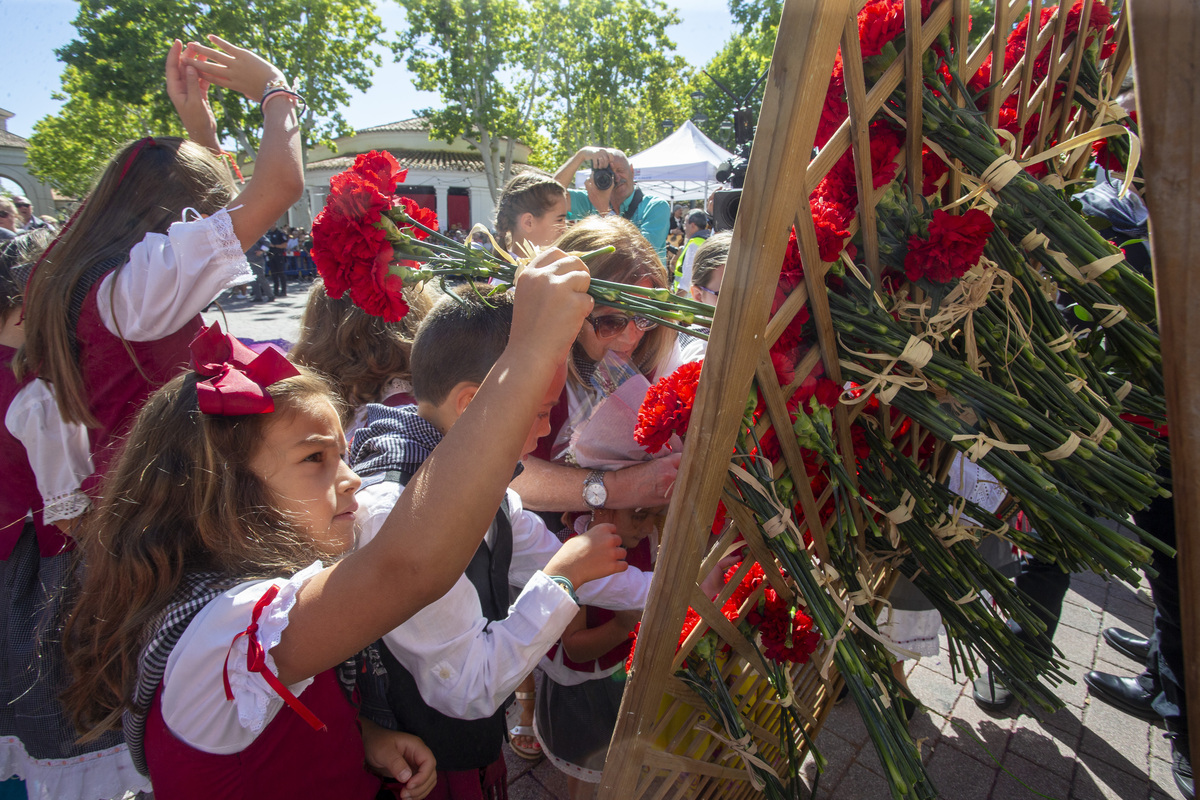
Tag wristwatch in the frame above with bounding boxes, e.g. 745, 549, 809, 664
583, 469, 608, 510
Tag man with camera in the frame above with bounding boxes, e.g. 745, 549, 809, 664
553, 146, 671, 260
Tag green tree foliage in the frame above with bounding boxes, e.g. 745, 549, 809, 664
394, 0, 537, 204
27, 67, 183, 199
534, 0, 692, 167
687, 29, 772, 151
52, 0, 384, 164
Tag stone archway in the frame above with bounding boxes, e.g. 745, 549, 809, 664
0, 109, 59, 220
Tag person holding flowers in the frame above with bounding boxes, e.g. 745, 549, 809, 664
13, 35, 304, 508
512, 217, 707, 525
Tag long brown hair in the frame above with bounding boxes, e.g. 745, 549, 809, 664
15, 137, 235, 425
61, 367, 338, 736
290, 279, 430, 421
553, 216, 676, 382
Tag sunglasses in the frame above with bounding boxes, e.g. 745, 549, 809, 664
585, 313, 658, 339
697, 284, 719, 299
0, 212, 8, 219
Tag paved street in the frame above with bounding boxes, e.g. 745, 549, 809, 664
208, 284, 1181, 800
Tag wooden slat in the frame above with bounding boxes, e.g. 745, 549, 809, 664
842, 5, 883, 288
1126, 0, 1200, 777
1055, 0, 1094, 143
599, 4, 849, 796
903, 0, 925, 198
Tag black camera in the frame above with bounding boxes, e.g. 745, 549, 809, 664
592, 165, 615, 191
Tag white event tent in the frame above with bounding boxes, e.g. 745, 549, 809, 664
574, 121, 735, 202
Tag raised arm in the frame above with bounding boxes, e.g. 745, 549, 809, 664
181, 35, 304, 251
553, 146, 611, 189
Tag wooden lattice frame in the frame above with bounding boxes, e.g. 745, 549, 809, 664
598, 0, 1135, 796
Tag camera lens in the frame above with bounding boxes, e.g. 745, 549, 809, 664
593, 166, 615, 191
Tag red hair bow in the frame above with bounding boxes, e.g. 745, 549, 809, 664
190, 322, 300, 415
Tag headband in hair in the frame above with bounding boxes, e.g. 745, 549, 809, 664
118, 137, 158, 184
190, 322, 300, 415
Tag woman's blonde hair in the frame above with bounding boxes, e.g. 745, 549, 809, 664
553, 216, 676, 382
494, 171, 568, 251
290, 280, 431, 421
62, 366, 338, 736
15, 137, 236, 425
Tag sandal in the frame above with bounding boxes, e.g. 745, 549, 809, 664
508, 691, 543, 761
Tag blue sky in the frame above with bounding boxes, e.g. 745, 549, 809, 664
0, 0, 736, 140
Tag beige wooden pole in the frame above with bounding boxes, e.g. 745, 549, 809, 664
1127, 0, 1200, 777
596, 0, 847, 795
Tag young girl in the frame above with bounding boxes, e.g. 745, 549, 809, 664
61, 249, 613, 798
493, 171, 570, 255
290, 279, 432, 439
13, 35, 304, 507
535, 502, 656, 798
1, 233, 144, 799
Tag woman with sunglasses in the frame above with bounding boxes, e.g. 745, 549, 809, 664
512, 216, 706, 523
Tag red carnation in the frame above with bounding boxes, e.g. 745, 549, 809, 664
635, 361, 703, 453
904, 208, 994, 284
353, 150, 407, 195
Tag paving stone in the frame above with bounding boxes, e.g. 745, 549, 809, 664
1094, 649, 1151, 676
994, 750, 1073, 800
1043, 671, 1090, 713
1079, 697, 1152, 778
907, 663, 963, 717
806, 730, 857, 787
826, 763, 892, 799
1148, 727, 1175, 764
1071, 757, 1151, 800
1055, 624, 1100, 669
1060, 602, 1103, 635
530, 760, 568, 798
941, 693, 1015, 766
924, 739, 997, 798
1148, 754, 1187, 800
1007, 719, 1081, 780
506, 772, 560, 800
1039, 704, 1085, 738
826, 700, 869, 746
1103, 602, 1155, 635
503, 743, 543, 782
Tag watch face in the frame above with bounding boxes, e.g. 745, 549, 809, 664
584, 482, 606, 508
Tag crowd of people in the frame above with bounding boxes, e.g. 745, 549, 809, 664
0, 31, 1186, 800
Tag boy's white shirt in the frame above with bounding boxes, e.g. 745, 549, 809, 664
355, 473, 651, 721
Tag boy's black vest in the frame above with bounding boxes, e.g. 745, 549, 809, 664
376, 469, 514, 770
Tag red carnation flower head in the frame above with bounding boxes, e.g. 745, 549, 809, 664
904, 208, 994, 284
635, 361, 703, 453
352, 150, 407, 195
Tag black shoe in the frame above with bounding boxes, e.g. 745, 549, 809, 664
1168, 733, 1195, 799
1103, 627, 1152, 663
1083, 670, 1160, 721
973, 671, 1014, 711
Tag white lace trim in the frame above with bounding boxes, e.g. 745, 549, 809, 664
202, 208, 244, 263
877, 608, 943, 659
42, 490, 90, 525
532, 719, 604, 784
0, 738, 150, 800
226, 562, 322, 733
947, 454, 1008, 520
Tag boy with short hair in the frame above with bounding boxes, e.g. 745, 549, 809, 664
352, 285, 652, 798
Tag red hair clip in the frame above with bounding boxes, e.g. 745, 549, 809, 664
190, 322, 300, 415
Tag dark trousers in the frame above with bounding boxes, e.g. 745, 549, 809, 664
1134, 464, 1186, 737
268, 259, 287, 296
1011, 555, 1073, 652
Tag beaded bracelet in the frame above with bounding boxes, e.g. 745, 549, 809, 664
547, 575, 579, 605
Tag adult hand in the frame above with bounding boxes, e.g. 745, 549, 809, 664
166, 39, 219, 153
579, 146, 614, 170
584, 175, 615, 214
610, 452, 682, 508
181, 34, 287, 104
360, 721, 438, 800
511, 246, 593, 366
545, 523, 628, 589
